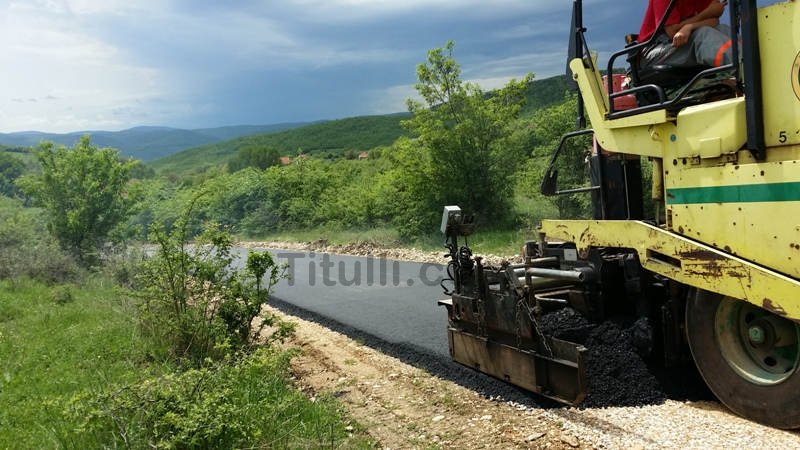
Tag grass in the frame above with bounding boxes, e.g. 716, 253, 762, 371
0, 277, 150, 448
0, 277, 372, 449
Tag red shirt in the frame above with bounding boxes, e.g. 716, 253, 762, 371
638, 0, 714, 42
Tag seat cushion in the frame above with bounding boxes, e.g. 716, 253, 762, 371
637, 64, 710, 89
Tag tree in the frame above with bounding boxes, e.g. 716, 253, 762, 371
0, 152, 26, 198
398, 41, 532, 235
18, 136, 137, 264
228, 144, 281, 172
516, 96, 593, 219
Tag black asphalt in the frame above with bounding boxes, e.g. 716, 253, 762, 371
233, 246, 549, 405
269, 250, 450, 357
233, 247, 712, 408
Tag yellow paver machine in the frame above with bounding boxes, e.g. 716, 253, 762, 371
439, 0, 800, 428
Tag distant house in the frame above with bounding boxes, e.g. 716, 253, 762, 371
279, 156, 292, 165
357, 151, 369, 160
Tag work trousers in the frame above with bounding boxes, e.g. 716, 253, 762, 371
641, 24, 733, 69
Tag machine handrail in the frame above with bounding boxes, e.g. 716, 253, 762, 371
604, 0, 679, 115
607, 63, 734, 120
603, 0, 740, 118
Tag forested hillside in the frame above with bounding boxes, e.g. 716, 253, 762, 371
151, 113, 410, 174
0, 123, 308, 161
152, 74, 572, 176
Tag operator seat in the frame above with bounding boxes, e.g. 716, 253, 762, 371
624, 33, 712, 106
623, 33, 732, 109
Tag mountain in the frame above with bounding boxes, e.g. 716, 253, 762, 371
151, 74, 573, 176
0, 123, 308, 161
151, 113, 410, 174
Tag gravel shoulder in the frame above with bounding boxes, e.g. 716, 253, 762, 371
248, 240, 800, 447
269, 305, 800, 449
239, 239, 521, 266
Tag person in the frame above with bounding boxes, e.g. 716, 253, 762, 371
638, 0, 733, 70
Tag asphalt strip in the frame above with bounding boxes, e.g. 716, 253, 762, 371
269, 296, 714, 409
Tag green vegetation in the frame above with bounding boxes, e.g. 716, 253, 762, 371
0, 152, 26, 198
150, 74, 572, 178
397, 41, 532, 236
0, 123, 309, 162
0, 197, 81, 283
0, 277, 368, 449
124, 49, 593, 256
521, 74, 572, 117
135, 211, 290, 364
153, 114, 409, 175
228, 143, 281, 172
0, 150, 370, 448
17, 136, 138, 265
62, 347, 366, 449
0, 278, 149, 448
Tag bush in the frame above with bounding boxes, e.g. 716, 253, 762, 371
0, 152, 26, 198
17, 136, 138, 265
62, 348, 365, 449
133, 202, 289, 365
0, 197, 81, 284
399, 41, 532, 235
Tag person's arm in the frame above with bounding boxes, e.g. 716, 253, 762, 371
669, 0, 727, 47
671, 18, 720, 47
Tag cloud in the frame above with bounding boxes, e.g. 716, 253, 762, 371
366, 83, 418, 115
281, 0, 565, 23
0, 0, 170, 131
0, 0, 639, 132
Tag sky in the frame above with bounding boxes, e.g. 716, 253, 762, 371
1, 1, 651, 132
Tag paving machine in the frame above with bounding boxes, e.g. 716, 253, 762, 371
439, 0, 800, 428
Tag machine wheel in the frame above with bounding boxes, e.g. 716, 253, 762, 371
686, 289, 800, 429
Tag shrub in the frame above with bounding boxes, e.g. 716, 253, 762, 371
50, 285, 75, 305
0, 197, 81, 284
133, 201, 289, 365
62, 348, 364, 449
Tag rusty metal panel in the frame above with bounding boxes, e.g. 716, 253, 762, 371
447, 327, 587, 405
541, 219, 800, 321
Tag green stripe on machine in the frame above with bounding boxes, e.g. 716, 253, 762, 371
666, 182, 800, 204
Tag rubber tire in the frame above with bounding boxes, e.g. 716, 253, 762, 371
686, 289, 800, 429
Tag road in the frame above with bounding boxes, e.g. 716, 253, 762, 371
235, 246, 545, 403
237, 247, 451, 358
232, 246, 717, 408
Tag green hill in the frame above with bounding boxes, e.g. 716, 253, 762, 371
152, 74, 572, 176
523, 74, 571, 116
151, 114, 410, 174
0, 145, 35, 165
0, 123, 308, 162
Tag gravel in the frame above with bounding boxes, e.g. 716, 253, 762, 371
269, 296, 553, 408
240, 239, 521, 266
252, 241, 800, 447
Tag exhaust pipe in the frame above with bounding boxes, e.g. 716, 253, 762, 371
526, 266, 595, 283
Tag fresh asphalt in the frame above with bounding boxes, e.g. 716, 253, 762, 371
232, 246, 548, 405
242, 248, 451, 357
231, 246, 713, 408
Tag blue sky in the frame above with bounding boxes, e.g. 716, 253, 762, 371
1, 1, 652, 132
